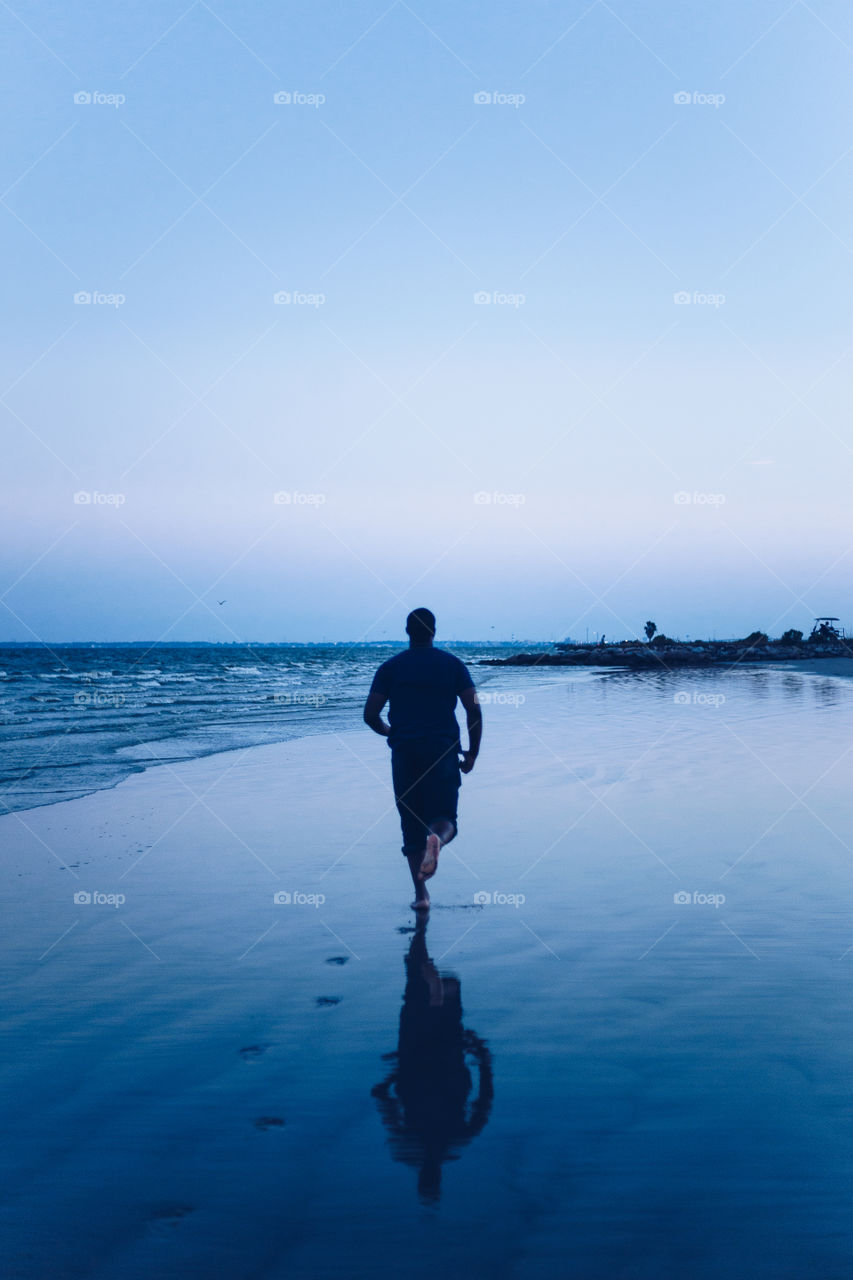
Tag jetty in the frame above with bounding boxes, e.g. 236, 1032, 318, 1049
482, 620, 852, 671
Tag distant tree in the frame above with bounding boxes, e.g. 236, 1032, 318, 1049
644, 620, 657, 643
779, 628, 803, 645
649, 633, 672, 648
743, 631, 769, 646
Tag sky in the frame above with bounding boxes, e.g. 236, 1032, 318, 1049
2, 0, 852, 643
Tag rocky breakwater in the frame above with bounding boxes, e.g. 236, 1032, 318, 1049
481, 635, 853, 671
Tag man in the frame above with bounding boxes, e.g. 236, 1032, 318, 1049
363, 608, 482, 910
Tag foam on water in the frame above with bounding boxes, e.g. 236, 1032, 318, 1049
0, 643, 559, 815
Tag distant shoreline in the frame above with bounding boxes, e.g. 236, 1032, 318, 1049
483, 638, 853, 671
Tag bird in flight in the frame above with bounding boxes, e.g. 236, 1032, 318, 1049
217, 600, 227, 606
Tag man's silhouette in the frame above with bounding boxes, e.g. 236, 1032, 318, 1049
371, 916, 493, 1202
363, 608, 482, 909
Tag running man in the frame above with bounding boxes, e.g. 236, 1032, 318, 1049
363, 608, 482, 910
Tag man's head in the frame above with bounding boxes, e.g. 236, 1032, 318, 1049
406, 607, 436, 646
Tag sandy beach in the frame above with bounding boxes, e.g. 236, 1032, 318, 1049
4, 669, 853, 1277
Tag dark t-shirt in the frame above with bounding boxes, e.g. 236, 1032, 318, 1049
369, 647, 474, 749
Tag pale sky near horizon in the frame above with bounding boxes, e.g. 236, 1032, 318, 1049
2, 0, 852, 642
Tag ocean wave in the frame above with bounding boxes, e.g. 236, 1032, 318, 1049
0, 643, 517, 814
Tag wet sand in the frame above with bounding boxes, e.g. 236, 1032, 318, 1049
763, 657, 853, 680
4, 671, 853, 1277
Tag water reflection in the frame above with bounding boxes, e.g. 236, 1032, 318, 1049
811, 679, 844, 708
371, 917, 493, 1203
778, 674, 805, 701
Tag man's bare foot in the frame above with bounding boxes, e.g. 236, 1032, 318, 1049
411, 891, 430, 911
419, 833, 441, 880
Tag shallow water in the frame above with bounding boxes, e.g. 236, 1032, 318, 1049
0, 642, 552, 814
2, 667, 853, 1277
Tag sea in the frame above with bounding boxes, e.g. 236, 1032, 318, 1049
0, 642, 553, 815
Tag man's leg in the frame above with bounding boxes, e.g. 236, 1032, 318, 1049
392, 746, 432, 909
406, 851, 431, 908
418, 819, 456, 881
418, 748, 462, 880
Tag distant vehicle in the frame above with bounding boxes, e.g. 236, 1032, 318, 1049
810, 617, 843, 640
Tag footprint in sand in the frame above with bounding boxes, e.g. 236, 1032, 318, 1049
325, 956, 349, 965
254, 1116, 285, 1131
239, 1044, 271, 1060
315, 996, 341, 1007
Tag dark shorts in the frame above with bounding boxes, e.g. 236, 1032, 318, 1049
390, 739, 461, 857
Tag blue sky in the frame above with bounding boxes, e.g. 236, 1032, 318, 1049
2, 0, 852, 642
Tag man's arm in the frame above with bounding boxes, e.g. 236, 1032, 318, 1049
363, 689, 390, 737
459, 686, 482, 773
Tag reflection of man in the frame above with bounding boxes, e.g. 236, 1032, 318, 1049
371, 917, 493, 1203
363, 608, 482, 910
